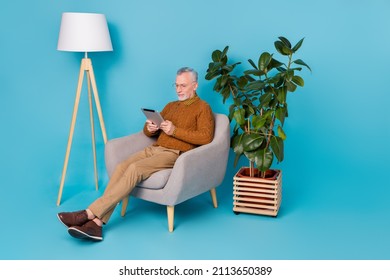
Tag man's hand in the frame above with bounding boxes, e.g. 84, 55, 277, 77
160, 120, 176, 136
146, 120, 159, 133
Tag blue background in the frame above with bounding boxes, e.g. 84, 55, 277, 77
0, 0, 389, 259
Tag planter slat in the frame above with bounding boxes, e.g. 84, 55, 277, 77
234, 176, 281, 184
233, 186, 277, 194
233, 167, 282, 217
234, 201, 278, 210
233, 191, 277, 199
233, 196, 278, 205
233, 181, 280, 189
233, 206, 278, 216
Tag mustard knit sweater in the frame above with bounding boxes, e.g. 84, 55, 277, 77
143, 94, 215, 152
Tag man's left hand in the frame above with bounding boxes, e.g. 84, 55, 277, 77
160, 120, 176, 136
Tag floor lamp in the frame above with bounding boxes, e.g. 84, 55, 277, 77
56, 12, 113, 205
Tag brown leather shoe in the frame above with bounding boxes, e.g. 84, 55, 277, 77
68, 221, 103, 241
57, 210, 88, 228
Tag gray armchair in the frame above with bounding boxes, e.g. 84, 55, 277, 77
104, 113, 230, 232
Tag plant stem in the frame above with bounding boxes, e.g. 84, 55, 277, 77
250, 160, 254, 177
265, 115, 275, 150
229, 83, 237, 98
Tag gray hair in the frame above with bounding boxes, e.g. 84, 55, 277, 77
177, 67, 198, 82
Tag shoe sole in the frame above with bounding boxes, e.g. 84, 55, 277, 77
68, 227, 103, 241
57, 214, 70, 228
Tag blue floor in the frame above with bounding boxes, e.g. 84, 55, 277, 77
1, 148, 389, 260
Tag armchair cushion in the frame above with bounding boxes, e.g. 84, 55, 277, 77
137, 169, 172, 190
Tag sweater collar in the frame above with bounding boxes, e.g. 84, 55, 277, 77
181, 93, 199, 106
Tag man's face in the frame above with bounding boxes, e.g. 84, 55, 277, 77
175, 72, 198, 101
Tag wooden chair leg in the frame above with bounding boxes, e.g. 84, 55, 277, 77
210, 188, 218, 208
121, 196, 129, 217
167, 206, 174, 232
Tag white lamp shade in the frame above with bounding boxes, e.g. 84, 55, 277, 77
57, 12, 113, 52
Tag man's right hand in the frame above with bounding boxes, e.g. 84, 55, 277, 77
146, 120, 159, 133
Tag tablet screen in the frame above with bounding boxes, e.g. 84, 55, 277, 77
141, 108, 165, 126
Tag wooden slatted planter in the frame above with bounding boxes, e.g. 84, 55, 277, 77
233, 167, 282, 217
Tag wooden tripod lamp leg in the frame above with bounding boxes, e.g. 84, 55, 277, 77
57, 60, 85, 206
87, 71, 99, 191
87, 60, 108, 144
57, 57, 108, 205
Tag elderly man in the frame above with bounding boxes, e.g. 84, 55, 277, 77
57, 67, 215, 241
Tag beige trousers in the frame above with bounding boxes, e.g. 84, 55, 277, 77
88, 145, 180, 223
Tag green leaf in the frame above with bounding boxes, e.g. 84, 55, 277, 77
286, 81, 297, 92
205, 70, 221, 81
244, 69, 265, 77
221, 54, 228, 64
233, 96, 241, 106
221, 85, 231, 103
274, 41, 285, 55
219, 75, 229, 87
275, 106, 287, 125
233, 108, 246, 126
252, 115, 267, 130
211, 50, 222, 62
270, 136, 284, 162
260, 92, 273, 107
232, 133, 244, 155
213, 79, 222, 92
221, 46, 229, 58
248, 59, 258, 70
246, 80, 266, 91
232, 132, 245, 167
267, 73, 282, 84
222, 65, 234, 72
292, 38, 304, 53
268, 58, 284, 70
233, 153, 243, 167
243, 150, 257, 162
258, 52, 272, 71
275, 41, 292, 56
237, 76, 248, 88
242, 133, 265, 152
207, 61, 223, 73
275, 86, 287, 104
285, 69, 294, 81
255, 148, 274, 172
277, 125, 287, 140
278, 36, 292, 48
228, 104, 236, 120
293, 59, 312, 72
285, 104, 289, 118
290, 67, 303, 72
243, 104, 255, 118
292, 75, 304, 87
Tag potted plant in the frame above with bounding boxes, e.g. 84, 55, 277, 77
205, 36, 311, 216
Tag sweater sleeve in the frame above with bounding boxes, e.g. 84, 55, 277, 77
143, 122, 160, 137
143, 102, 173, 137
172, 103, 215, 145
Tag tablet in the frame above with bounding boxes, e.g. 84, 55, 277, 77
141, 108, 165, 126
